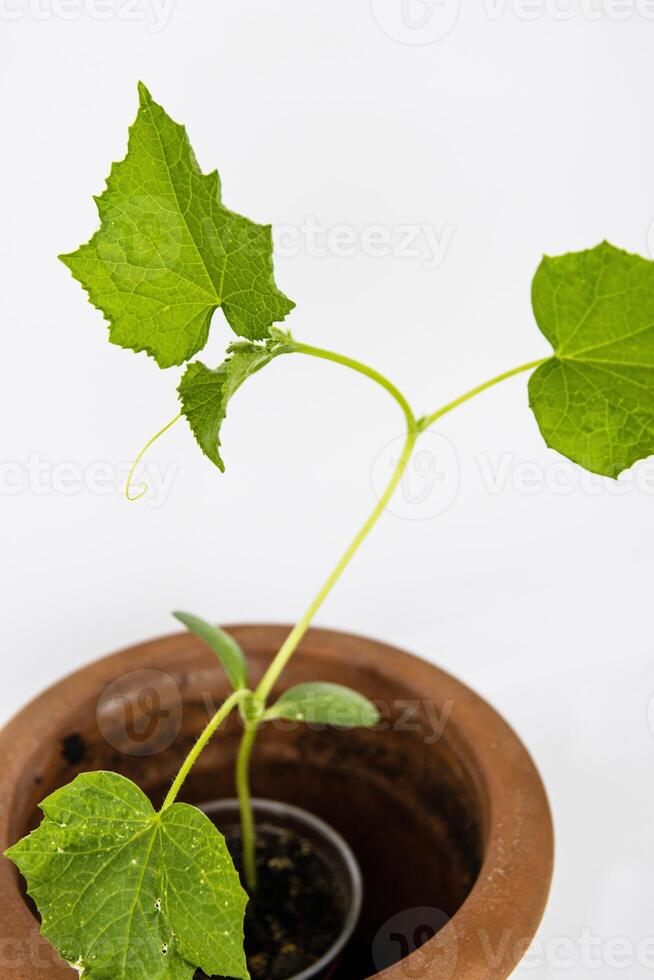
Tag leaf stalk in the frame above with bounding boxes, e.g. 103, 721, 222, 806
161, 688, 248, 813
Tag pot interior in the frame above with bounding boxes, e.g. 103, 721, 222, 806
8, 642, 486, 978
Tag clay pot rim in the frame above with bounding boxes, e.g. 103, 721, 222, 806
0, 625, 554, 980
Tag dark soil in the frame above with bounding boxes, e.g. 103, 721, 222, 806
200, 822, 346, 980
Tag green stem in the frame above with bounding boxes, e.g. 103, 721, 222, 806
420, 358, 546, 429
290, 341, 416, 432
126, 413, 181, 501
255, 426, 418, 704
235, 723, 258, 890
254, 341, 419, 703
160, 689, 247, 812
236, 426, 417, 889
232, 340, 419, 889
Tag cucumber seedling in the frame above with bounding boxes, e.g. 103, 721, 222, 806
6, 85, 654, 980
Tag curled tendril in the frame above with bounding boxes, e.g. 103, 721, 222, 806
125, 414, 182, 502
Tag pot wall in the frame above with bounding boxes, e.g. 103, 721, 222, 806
0, 626, 553, 979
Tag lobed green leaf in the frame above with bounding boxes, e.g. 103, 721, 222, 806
60, 83, 294, 368
529, 242, 654, 478
177, 338, 291, 470
5, 772, 249, 980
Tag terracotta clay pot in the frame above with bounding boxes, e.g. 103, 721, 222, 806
0, 626, 553, 979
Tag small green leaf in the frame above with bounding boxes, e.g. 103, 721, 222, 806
178, 339, 291, 470
173, 611, 247, 690
5, 772, 249, 980
529, 242, 654, 478
60, 83, 294, 369
265, 682, 380, 728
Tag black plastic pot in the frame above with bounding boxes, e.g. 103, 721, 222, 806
203, 798, 363, 980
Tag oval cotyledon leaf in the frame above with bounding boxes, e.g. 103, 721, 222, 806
173, 611, 247, 690
265, 682, 380, 728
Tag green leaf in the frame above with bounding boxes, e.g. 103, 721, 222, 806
265, 682, 380, 728
178, 338, 291, 470
5, 772, 249, 980
173, 611, 247, 690
60, 83, 294, 369
529, 242, 654, 478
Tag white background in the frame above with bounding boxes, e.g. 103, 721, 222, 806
2, 1, 654, 976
